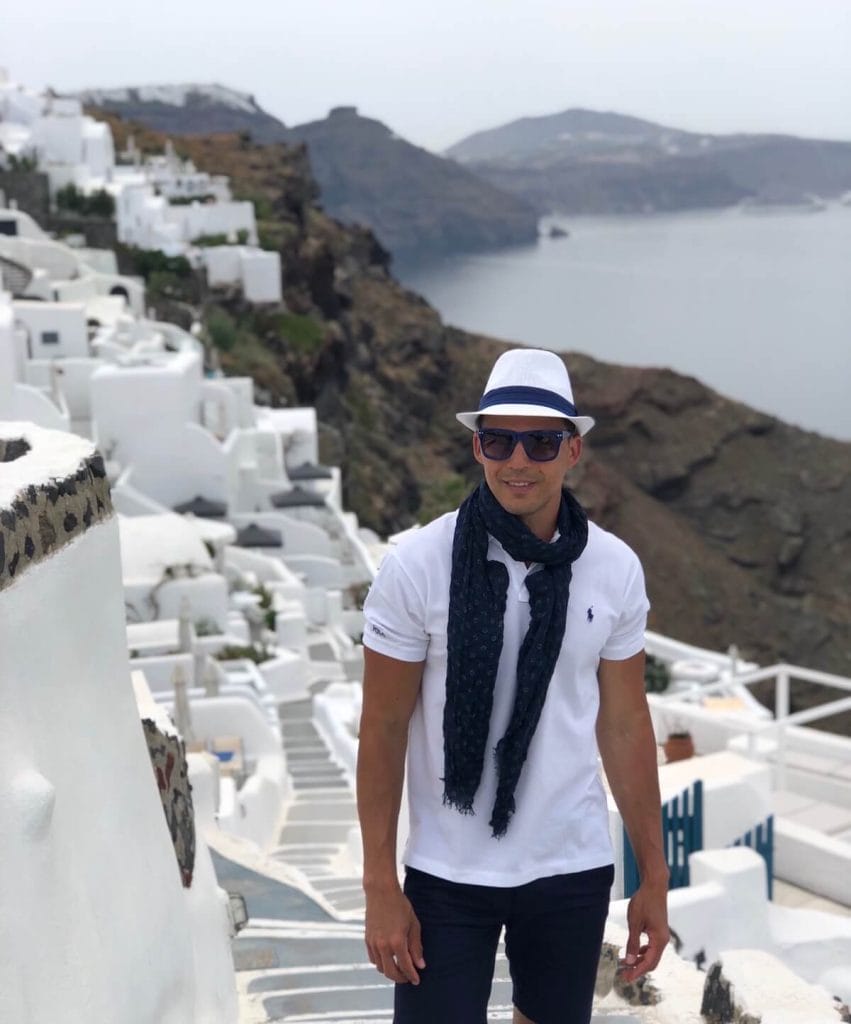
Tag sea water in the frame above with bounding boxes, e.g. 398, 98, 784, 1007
398, 205, 851, 441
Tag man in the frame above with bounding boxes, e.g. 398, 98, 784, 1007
357, 348, 669, 1024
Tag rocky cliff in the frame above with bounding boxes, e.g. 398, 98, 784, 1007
95, 115, 851, 702
281, 107, 540, 260
82, 89, 539, 260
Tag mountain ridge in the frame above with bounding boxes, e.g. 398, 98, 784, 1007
84, 114, 850, 701
81, 88, 539, 260
446, 106, 851, 213
79, 83, 290, 143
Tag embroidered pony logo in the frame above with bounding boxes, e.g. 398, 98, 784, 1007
587, 607, 594, 623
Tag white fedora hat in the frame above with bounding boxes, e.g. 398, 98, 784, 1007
456, 349, 595, 436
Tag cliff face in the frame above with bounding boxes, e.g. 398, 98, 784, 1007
93, 117, 851, 694
282, 107, 540, 260
83, 91, 539, 260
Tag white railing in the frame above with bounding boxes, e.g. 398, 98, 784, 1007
654, 657, 851, 789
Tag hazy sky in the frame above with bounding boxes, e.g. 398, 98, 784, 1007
5, 0, 851, 151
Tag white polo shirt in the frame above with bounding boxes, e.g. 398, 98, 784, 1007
363, 510, 649, 887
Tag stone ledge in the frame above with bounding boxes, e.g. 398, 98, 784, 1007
142, 717, 196, 888
0, 425, 113, 592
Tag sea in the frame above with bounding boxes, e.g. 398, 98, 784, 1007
397, 204, 851, 442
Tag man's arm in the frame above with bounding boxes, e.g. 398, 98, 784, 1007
357, 646, 426, 985
596, 650, 670, 981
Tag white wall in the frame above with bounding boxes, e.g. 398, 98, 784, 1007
13, 299, 89, 359
241, 249, 282, 303
203, 246, 241, 286
0, 296, 15, 413
92, 354, 237, 506
0, 518, 204, 1021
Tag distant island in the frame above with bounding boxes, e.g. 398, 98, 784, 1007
446, 107, 851, 215
80, 85, 851, 255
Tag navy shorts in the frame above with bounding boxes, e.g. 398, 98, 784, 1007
394, 863, 614, 1024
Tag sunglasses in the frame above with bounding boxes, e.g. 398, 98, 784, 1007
477, 427, 572, 462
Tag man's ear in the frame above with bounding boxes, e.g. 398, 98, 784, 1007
472, 431, 485, 466
566, 434, 583, 469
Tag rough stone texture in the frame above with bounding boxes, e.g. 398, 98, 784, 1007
0, 450, 112, 592
141, 717, 196, 887
0, 170, 51, 224
595, 942, 620, 997
701, 962, 765, 1023
45, 214, 119, 250
613, 971, 662, 1007
0, 437, 31, 462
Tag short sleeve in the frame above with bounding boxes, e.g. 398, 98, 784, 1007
599, 553, 650, 661
362, 547, 429, 663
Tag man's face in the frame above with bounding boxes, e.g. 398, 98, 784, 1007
473, 414, 582, 540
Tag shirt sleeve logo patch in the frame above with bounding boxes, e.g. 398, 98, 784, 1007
370, 623, 388, 638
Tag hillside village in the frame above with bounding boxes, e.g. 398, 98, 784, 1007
2, 70, 851, 1023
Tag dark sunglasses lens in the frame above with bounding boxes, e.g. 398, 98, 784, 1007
523, 432, 561, 461
480, 431, 515, 459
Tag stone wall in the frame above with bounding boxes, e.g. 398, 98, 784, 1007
0, 170, 50, 223
141, 718, 196, 887
46, 214, 119, 250
0, 440, 112, 592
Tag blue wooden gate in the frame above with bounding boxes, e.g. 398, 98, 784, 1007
623, 780, 704, 898
732, 815, 774, 899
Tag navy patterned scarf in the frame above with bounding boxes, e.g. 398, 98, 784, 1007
443, 481, 588, 837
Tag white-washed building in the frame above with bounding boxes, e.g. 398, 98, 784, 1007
1, 70, 281, 303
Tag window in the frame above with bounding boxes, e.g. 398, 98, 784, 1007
41, 331, 60, 345
0, 219, 18, 236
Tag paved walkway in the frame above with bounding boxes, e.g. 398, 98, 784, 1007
224, 694, 643, 1021
219, 692, 848, 1021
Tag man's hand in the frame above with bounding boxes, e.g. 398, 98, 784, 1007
365, 882, 426, 984
618, 881, 669, 982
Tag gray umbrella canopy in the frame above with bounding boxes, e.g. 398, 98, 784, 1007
173, 495, 228, 518
270, 486, 327, 508
288, 462, 333, 481
236, 523, 283, 548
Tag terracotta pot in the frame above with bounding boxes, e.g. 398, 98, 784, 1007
664, 733, 695, 763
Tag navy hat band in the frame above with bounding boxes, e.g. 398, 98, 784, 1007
478, 385, 578, 418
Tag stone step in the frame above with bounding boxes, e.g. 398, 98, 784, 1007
287, 764, 345, 776
291, 790, 353, 801
292, 779, 350, 791
285, 748, 333, 761
279, 823, 354, 844
286, 802, 358, 822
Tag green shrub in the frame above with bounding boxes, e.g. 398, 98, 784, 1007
147, 270, 193, 302
169, 193, 216, 206
214, 643, 273, 664
276, 312, 324, 354
192, 232, 230, 248
644, 654, 671, 693
125, 247, 192, 280
418, 474, 471, 523
206, 309, 238, 352
194, 617, 221, 637
55, 183, 115, 218
253, 584, 277, 631
7, 153, 38, 172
